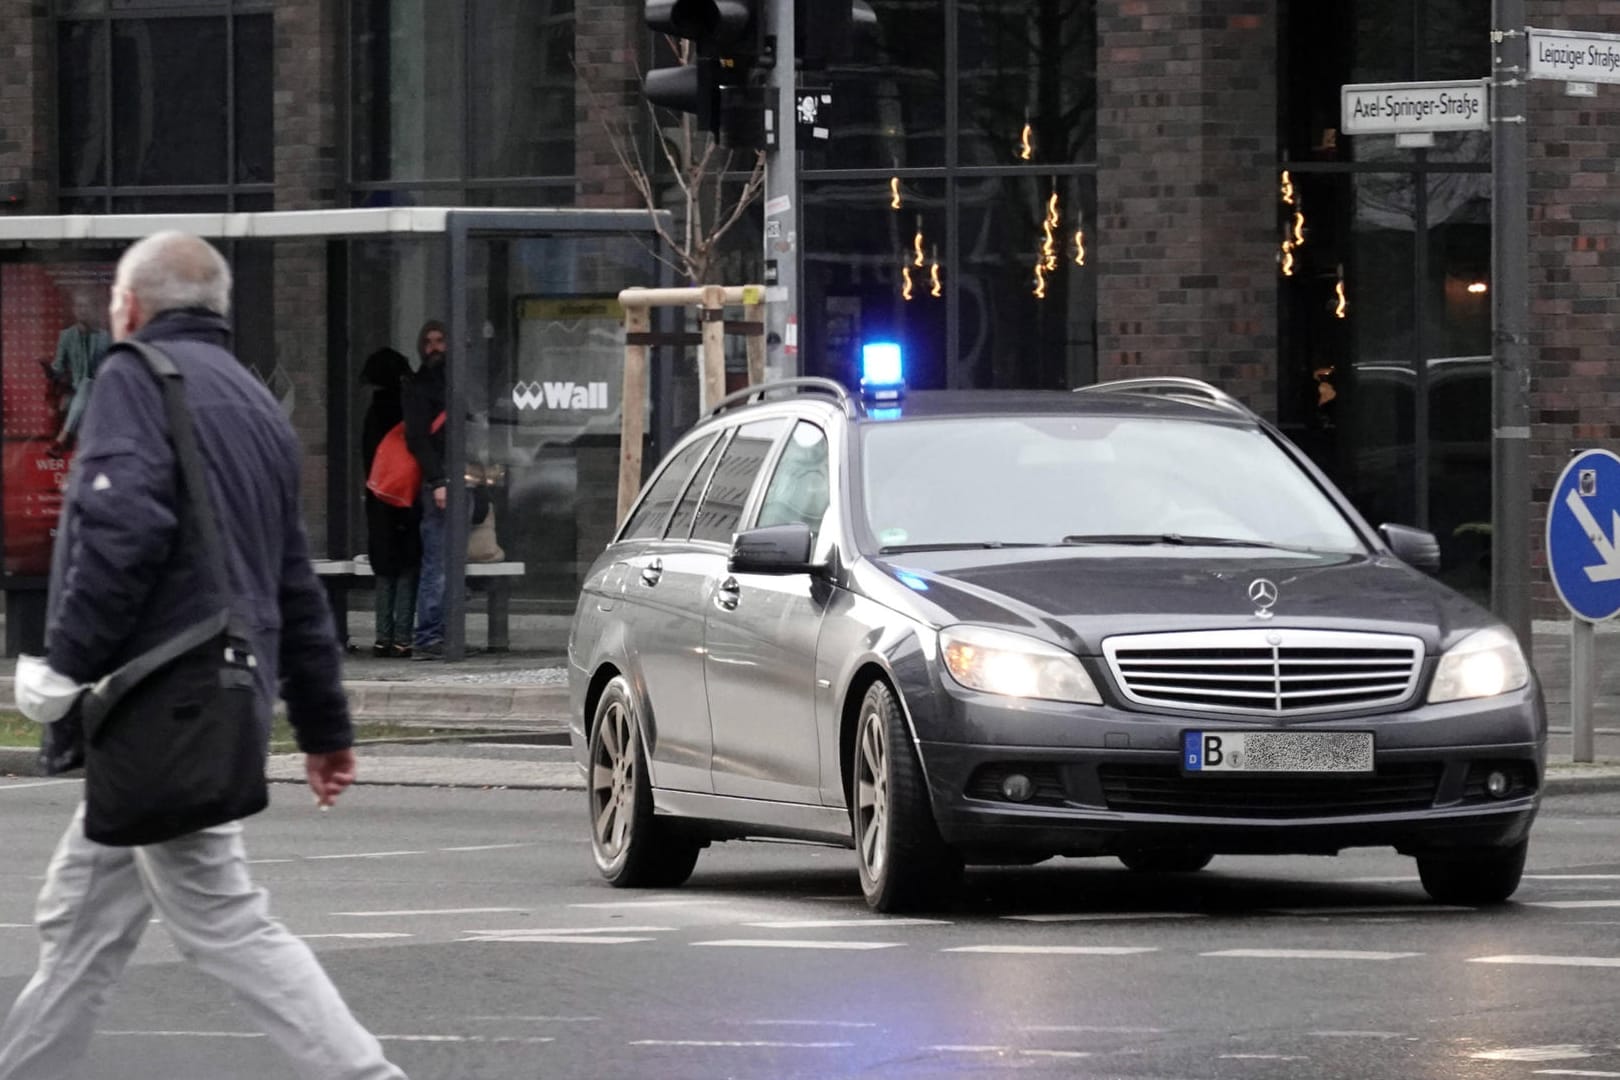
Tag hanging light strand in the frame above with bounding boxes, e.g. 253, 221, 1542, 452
1335, 265, 1348, 318
1041, 191, 1061, 272
889, 177, 901, 210
1019, 122, 1033, 161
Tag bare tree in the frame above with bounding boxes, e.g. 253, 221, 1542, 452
577, 39, 766, 286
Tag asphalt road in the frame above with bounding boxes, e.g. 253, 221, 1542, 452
3, 778, 1620, 1080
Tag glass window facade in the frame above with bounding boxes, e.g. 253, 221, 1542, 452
53, 3, 275, 208
349, 0, 576, 200
1278, 0, 1492, 602
802, 0, 1098, 391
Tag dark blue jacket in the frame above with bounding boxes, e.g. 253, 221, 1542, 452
45, 309, 351, 754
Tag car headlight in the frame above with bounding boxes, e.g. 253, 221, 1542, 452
1427, 626, 1530, 704
939, 625, 1101, 704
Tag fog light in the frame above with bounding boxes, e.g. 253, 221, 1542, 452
1485, 770, 1511, 799
1000, 773, 1036, 803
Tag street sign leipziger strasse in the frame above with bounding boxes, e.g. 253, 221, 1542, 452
1547, 448, 1620, 623
1340, 79, 1490, 136
1528, 27, 1620, 87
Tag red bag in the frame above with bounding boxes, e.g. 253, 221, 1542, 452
367, 413, 445, 508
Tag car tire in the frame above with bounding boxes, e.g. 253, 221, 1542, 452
587, 676, 701, 888
1415, 839, 1528, 906
1118, 851, 1215, 874
851, 680, 962, 913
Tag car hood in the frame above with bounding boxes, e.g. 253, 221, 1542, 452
860, 546, 1493, 655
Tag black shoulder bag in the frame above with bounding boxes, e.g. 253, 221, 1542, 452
74, 341, 268, 846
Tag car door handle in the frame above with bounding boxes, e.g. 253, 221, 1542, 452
640, 559, 663, 587
715, 576, 740, 610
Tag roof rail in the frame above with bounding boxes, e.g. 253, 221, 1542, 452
707, 377, 858, 419
1073, 377, 1257, 421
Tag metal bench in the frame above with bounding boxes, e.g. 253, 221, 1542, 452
313, 559, 526, 653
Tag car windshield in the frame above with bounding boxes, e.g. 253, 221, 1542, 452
860, 415, 1365, 554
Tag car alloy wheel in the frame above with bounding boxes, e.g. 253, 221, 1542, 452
586, 676, 702, 888
851, 680, 962, 913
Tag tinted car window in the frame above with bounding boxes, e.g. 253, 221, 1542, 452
756, 421, 831, 544
861, 417, 1364, 552
692, 419, 786, 544
665, 431, 729, 540
621, 434, 716, 541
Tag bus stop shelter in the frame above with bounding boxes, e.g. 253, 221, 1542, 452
0, 207, 673, 661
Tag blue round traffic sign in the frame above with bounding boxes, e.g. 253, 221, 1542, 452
1547, 448, 1620, 622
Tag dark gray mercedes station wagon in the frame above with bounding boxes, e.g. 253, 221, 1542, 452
567, 368, 1544, 913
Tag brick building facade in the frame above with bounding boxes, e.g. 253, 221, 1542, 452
0, 0, 1613, 623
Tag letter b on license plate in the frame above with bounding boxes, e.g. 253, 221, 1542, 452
1182, 730, 1374, 773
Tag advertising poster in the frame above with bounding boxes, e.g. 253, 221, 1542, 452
2, 263, 116, 577
509, 296, 625, 444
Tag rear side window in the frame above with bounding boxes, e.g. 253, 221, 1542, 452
665, 431, 728, 540
620, 434, 716, 541
692, 418, 786, 544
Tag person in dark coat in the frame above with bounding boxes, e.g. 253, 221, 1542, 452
360, 347, 420, 658
0, 230, 406, 1079
401, 320, 449, 659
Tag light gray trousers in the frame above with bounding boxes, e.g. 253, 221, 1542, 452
0, 804, 406, 1080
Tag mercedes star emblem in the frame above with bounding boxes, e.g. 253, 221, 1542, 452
1248, 578, 1279, 618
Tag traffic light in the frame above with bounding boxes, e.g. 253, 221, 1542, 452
642, 1, 762, 133
799, 0, 876, 70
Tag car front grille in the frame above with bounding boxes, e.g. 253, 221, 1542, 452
1097, 762, 1442, 819
1102, 629, 1424, 717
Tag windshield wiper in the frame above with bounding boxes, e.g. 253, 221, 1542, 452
878, 541, 1047, 554
1060, 533, 1292, 550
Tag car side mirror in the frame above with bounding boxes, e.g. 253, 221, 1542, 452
1379, 523, 1442, 575
730, 523, 817, 575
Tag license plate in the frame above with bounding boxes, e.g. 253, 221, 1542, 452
1181, 730, 1374, 774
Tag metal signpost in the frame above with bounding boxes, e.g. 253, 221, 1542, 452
1546, 449, 1620, 762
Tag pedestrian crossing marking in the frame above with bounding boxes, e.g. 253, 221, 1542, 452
693, 939, 903, 950
1526, 900, 1620, 909
1470, 955, 1620, 968
946, 945, 1157, 956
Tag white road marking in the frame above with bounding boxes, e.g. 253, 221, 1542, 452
570, 899, 729, 909
300, 933, 412, 940
1524, 874, 1620, 881
745, 918, 948, 929
1022, 1025, 1167, 1034
1270, 905, 1471, 916
1344, 875, 1420, 883
693, 939, 903, 951
1223, 1054, 1308, 1061
462, 926, 673, 937
1470, 955, 1620, 968
335, 907, 526, 918
1526, 900, 1620, 910
740, 1020, 878, 1029
1471, 1046, 1595, 1061
462, 1015, 600, 1023
306, 850, 426, 861
1309, 1031, 1409, 1039
1020, 1050, 1094, 1059
440, 843, 533, 853
0, 924, 33, 929
1003, 912, 1203, 923
101, 1031, 264, 1039
946, 945, 1157, 956
378, 1035, 555, 1044
464, 935, 652, 945
247, 859, 295, 865
1534, 1071, 1620, 1077
0, 780, 79, 792
928, 1045, 1011, 1053
629, 1039, 853, 1049
1203, 949, 1420, 961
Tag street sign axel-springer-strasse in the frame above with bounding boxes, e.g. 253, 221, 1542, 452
1547, 448, 1620, 623
1340, 79, 1490, 136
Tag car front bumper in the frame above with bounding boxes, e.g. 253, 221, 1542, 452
909, 682, 1546, 862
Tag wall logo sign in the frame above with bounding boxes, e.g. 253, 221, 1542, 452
511, 380, 610, 412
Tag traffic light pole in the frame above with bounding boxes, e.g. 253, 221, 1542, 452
763, 0, 799, 380
1490, 3, 1533, 657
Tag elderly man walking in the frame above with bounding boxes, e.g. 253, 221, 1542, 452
0, 232, 406, 1080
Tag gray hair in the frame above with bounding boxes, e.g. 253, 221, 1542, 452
116, 231, 233, 318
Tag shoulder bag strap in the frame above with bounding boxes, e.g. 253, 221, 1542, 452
119, 340, 233, 617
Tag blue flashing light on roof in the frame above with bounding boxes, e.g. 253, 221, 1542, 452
860, 341, 905, 402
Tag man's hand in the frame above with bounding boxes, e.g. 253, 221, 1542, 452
433, 484, 447, 512
306, 748, 357, 808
